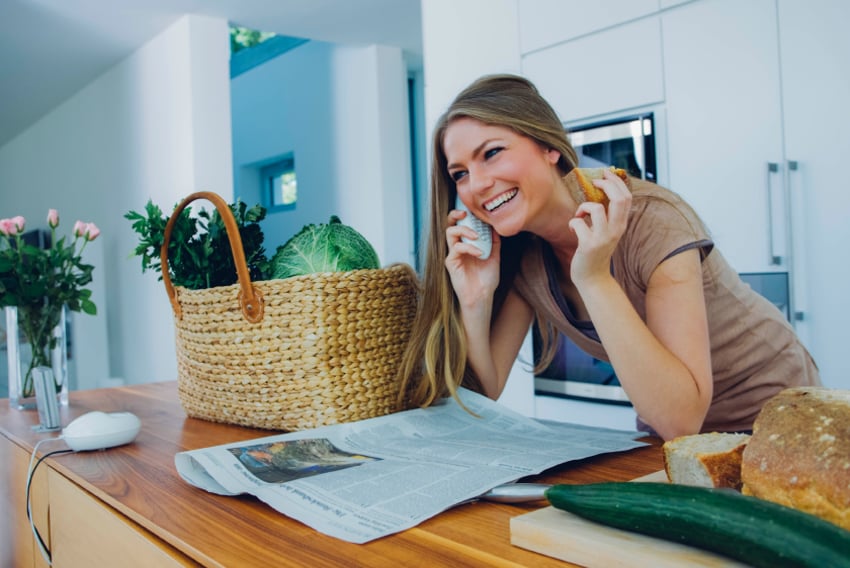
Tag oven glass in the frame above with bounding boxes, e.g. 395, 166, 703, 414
532, 326, 631, 405
568, 113, 656, 182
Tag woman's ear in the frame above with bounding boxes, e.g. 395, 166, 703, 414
546, 148, 561, 165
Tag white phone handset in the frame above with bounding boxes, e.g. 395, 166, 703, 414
455, 196, 492, 260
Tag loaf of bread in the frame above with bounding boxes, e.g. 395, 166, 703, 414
663, 432, 750, 490
741, 387, 850, 531
565, 166, 630, 209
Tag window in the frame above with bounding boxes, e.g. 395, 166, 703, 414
229, 26, 309, 78
261, 154, 297, 211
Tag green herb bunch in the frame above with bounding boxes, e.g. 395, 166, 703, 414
125, 199, 270, 290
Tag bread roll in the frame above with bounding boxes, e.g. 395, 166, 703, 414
663, 432, 750, 490
741, 387, 850, 531
565, 166, 631, 209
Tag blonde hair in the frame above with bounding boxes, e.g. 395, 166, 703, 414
396, 74, 579, 409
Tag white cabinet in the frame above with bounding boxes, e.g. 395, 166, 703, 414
662, 0, 785, 275
662, 0, 850, 388
775, 0, 850, 388
522, 16, 664, 122
517, 0, 658, 54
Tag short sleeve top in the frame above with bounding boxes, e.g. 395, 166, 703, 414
512, 178, 819, 433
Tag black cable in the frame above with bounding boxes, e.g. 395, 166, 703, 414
26, 447, 73, 564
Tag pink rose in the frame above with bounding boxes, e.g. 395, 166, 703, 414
11, 216, 25, 233
0, 219, 13, 236
73, 220, 87, 238
84, 223, 100, 241
47, 209, 59, 228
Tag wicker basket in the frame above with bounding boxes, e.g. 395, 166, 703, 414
160, 191, 419, 431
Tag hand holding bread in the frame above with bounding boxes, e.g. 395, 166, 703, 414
565, 166, 631, 209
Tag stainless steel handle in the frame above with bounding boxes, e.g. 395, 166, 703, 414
766, 162, 782, 265
785, 160, 804, 323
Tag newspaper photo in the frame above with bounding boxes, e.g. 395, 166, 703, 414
175, 388, 647, 543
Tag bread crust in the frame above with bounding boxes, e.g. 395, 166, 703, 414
741, 387, 850, 531
565, 167, 631, 209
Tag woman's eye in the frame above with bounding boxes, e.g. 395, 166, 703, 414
451, 170, 468, 183
484, 147, 503, 160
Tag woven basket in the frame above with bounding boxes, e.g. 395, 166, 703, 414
160, 191, 419, 431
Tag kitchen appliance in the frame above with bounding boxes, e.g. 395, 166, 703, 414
568, 112, 657, 182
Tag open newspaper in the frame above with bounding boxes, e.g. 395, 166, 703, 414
175, 388, 647, 543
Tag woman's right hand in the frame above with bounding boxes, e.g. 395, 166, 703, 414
445, 208, 501, 308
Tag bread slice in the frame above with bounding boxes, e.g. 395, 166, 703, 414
663, 432, 750, 490
565, 166, 631, 209
741, 387, 850, 531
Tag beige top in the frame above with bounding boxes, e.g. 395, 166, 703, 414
513, 178, 820, 433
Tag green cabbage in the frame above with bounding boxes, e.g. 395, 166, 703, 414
271, 216, 380, 279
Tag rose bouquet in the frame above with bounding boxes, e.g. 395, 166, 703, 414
0, 210, 99, 399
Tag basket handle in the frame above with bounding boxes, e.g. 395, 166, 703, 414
160, 191, 264, 323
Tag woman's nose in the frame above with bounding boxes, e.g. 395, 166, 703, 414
467, 166, 494, 193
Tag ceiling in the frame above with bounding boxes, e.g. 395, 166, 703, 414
0, 0, 423, 149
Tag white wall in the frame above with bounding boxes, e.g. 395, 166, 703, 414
231, 41, 414, 266
0, 15, 233, 388
420, 0, 522, 146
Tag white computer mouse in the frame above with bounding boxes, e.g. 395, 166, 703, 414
62, 411, 141, 452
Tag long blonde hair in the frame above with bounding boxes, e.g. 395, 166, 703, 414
396, 74, 579, 409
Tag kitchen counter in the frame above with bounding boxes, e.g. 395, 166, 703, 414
1, 382, 663, 567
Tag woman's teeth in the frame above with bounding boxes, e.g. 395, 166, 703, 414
484, 189, 518, 212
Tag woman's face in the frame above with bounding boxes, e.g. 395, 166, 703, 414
443, 117, 561, 238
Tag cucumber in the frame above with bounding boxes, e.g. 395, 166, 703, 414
545, 482, 850, 568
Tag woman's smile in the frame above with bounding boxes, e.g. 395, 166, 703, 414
484, 189, 518, 212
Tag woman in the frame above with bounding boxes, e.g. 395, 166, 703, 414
397, 74, 819, 440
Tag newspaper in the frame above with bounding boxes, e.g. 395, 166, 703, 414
174, 388, 647, 543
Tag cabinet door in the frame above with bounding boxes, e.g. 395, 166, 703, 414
662, 0, 785, 273
518, 0, 658, 54
778, 0, 850, 388
0, 435, 48, 568
48, 471, 196, 567
523, 17, 664, 122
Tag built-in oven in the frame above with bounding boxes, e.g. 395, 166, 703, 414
568, 112, 657, 183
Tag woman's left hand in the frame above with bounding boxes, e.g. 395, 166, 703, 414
568, 168, 631, 285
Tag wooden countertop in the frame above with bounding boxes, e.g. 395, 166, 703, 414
0, 382, 663, 567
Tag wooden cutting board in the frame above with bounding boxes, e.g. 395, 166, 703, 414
509, 471, 747, 567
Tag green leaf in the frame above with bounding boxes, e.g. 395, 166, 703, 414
81, 299, 97, 315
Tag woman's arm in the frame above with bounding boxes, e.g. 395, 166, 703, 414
463, 289, 534, 399
577, 248, 713, 440
446, 204, 534, 400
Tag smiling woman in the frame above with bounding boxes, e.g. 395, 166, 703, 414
396, 73, 819, 441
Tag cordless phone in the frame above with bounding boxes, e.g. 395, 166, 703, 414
455, 196, 492, 260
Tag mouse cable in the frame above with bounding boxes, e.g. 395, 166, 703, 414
26, 437, 73, 567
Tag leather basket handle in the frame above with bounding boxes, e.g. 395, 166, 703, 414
160, 191, 264, 323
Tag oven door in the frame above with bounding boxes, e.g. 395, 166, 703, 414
568, 112, 657, 182
532, 326, 631, 406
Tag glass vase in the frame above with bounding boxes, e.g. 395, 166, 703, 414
5, 305, 69, 410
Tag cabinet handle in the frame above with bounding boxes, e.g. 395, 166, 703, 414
766, 162, 782, 265
785, 160, 804, 323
